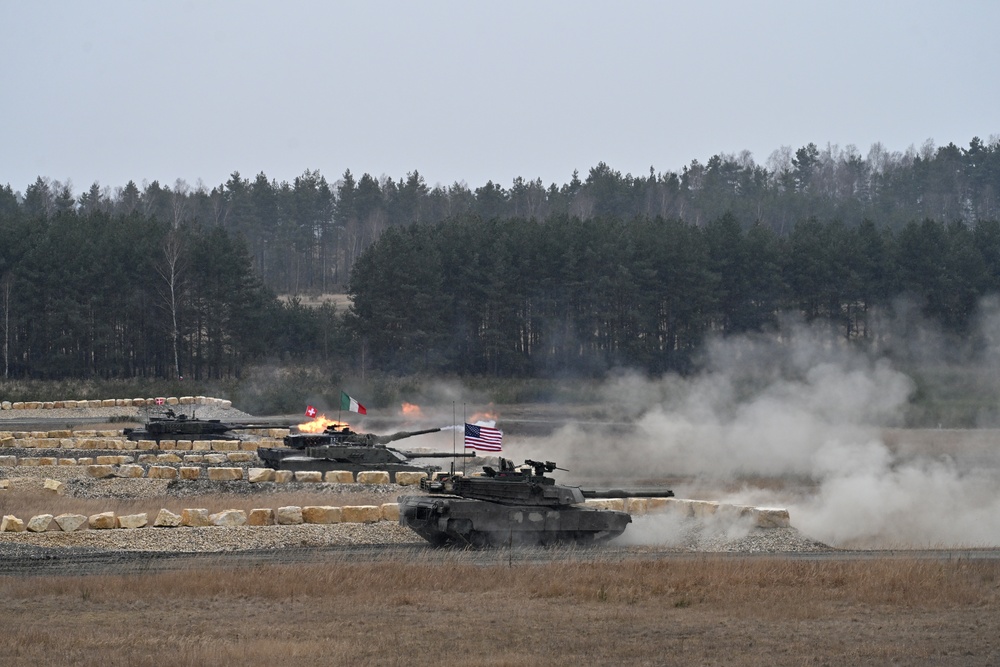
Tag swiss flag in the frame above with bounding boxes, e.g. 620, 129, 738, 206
305, 405, 317, 418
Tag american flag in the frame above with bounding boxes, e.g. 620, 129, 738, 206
464, 423, 503, 452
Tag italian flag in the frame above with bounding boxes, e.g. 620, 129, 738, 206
341, 391, 367, 414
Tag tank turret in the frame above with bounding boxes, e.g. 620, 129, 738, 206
398, 458, 674, 547
256, 426, 474, 482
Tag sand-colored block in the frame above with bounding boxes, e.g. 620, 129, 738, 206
394, 471, 427, 486
211, 440, 239, 452
324, 470, 354, 483
148, 466, 178, 480
181, 508, 212, 527
117, 513, 148, 529
248, 467, 275, 483
87, 464, 116, 478
153, 509, 182, 527
27, 514, 55, 532
179, 467, 201, 480
294, 471, 323, 483
380, 503, 400, 522
226, 452, 255, 463
356, 470, 390, 485
248, 508, 274, 526
54, 513, 88, 531
274, 470, 294, 483
210, 509, 247, 527
341, 505, 381, 523
207, 467, 243, 481
43, 478, 66, 495
116, 464, 145, 478
302, 506, 342, 524
275, 506, 303, 525
89, 512, 116, 529
2, 515, 26, 532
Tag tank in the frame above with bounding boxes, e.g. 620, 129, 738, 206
123, 409, 279, 442
399, 458, 675, 547
256, 425, 474, 482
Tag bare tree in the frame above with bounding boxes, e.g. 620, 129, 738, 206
156, 230, 186, 379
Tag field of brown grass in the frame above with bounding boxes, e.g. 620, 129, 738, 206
2, 556, 998, 666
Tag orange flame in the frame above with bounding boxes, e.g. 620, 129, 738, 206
297, 414, 348, 433
402, 402, 422, 417
468, 409, 499, 424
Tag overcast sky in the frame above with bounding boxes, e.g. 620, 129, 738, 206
3, 1, 998, 195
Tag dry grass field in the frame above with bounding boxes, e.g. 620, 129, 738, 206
1, 556, 998, 666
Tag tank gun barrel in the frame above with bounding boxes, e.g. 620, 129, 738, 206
397, 451, 476, 459
581, 488, 675, 499
373, 427, 443, 444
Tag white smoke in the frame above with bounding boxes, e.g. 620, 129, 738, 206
507, 310, 1000, 549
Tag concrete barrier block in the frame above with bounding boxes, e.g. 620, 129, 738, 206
54, 513, 88, 531
0, 455, 17, 466
116, 464, 145, 478
276, 506, 303, 525
191, 440, 212, 451
117, 513, 148, 529
207, 467, 243, 481
357, 471, 390, 485
324, 470, 354, 483
77, 457, 94, 465
181, 508, 212, 527
203, 454, 228, 465
19, 457, 40, 466
179, 467, 201, 480
341, 505, 381, 523
148, 466, 178, 480
174, 440, 193, 451
302, 506, 342, 524
87, 464, 116, 478
294, 471, 323, 483
37, 457, 57, 466
211, 440, 239, 452
380, 503, 400, 521
157, 453, 183, 463
226, 452, 255, 463
274, 470, 294, 483
248, 467, 275, 483
57, 458, 77, 466
395, 471, 427, 486
248, 508, 274, 526
47, 430, 73, 438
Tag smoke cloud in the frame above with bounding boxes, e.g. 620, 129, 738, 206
507, 307, 1000, 549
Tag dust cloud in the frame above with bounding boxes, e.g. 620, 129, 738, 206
507, 309, 1000, 549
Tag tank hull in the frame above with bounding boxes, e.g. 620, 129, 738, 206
398, 494, 632, 547
256, 447, 441, 482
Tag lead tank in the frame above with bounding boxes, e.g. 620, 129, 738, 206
399, 458, 674, 547
256, 425, 473, 482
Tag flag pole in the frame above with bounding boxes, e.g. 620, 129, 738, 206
338, 389, 343, 425
463, 402, 467, 476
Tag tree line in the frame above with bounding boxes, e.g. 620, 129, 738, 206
347, 213, 1000, 376
3, 136, 998, 296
